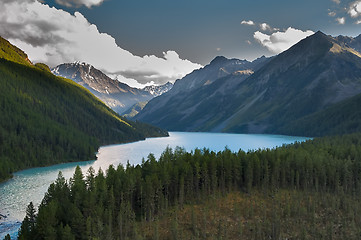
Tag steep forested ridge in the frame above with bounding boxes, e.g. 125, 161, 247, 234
0, 37, 168, 182
279, 91, 361, 137
17, 133, 361, 239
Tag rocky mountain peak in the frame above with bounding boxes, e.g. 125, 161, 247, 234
143, 82, 174, 97
210, 56, 229, 65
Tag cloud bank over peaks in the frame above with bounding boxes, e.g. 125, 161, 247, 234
55, 0, 105, 8
253, 27, 314, 54
0, 0, 202, 87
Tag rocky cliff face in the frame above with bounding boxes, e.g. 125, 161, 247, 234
52, 62, 153, 114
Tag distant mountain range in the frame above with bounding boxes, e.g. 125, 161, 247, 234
0, 36, 167, 181
135, 31, 361, 137
52, 63, 173, 114
143, 82, 173, 97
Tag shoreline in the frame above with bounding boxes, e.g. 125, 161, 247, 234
0, 134, 170, 185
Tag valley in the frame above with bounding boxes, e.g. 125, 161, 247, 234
1, 25, 361, 240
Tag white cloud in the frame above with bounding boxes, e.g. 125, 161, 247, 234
0, 0, 202, 85
260, 23, 272, 31
348, 1, 361, 18
55, 0, 105, 8
332, 0, 341, 4
241, 20, 255, 25
328, 11, 337, 17
336, 17, 346, 24
253, 27, 314, 54
357, 19, 361, 24
114, 75, 155, 89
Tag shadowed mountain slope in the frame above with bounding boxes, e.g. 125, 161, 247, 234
136, 32, 361, 136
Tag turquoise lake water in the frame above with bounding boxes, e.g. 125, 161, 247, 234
0, 132, 309, 238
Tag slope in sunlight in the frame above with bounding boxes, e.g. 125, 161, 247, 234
0, 36, 168, 182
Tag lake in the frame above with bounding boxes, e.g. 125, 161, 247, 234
0, 132, 309, 238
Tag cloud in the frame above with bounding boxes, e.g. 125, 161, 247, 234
55, 0, 105, 8
328, 10, 337, 17
115, 75, 155, 89
242, 20, 278, 32
253, 27, 314, 54
0, 0, 202, 86
260, 23, 272, 31
336, 17, 346, 24
348, 1, 361, 18
241, 20, 255, 25
246, 40, 252, 45
332, 0, 341, 4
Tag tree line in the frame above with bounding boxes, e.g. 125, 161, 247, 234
13, 133, 361, 239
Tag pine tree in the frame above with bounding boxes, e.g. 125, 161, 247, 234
18, 202, 36, 240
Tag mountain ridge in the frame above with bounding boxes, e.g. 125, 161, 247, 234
135, 31, 361, 136
52, 62, 154, 114
52, 62, 173, 114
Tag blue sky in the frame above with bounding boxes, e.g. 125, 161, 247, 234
1, 0, 361, 87
45, 0, 361, 63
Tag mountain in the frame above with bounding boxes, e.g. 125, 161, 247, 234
168, 55, 269, 94
280, 91, 361, 137
122, 101, 148, 119
0, 36, 168, 182
52, 62, 154, 114
136, 31, 361, 136
143, 82, 173, 97
134, 55, 269, 129
335, 34, 361, 53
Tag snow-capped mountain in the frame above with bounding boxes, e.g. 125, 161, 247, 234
52, 62, 153, 114
143, 82, 173, 97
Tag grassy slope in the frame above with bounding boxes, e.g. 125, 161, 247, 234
0, 37, 167, 181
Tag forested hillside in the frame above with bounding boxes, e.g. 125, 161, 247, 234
0, 37, 168, 182
16, 133, 361, 239
279, 91, 361, 137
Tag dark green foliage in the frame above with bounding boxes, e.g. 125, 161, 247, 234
280, 92, 361, 137
18, 133, 361, 239
3, 234, 11, 240
18, 202, 36, 240
0, 39, 167, 182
